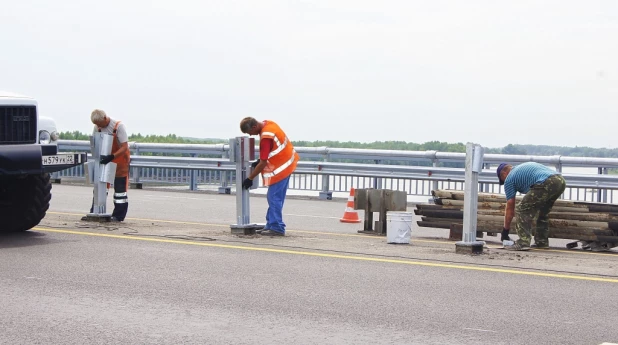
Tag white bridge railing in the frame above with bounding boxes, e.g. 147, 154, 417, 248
55, 140, 618, 203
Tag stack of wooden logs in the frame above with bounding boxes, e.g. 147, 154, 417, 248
416, 190, 618, 248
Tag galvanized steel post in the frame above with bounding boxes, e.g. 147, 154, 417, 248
432, 159, 439, 192
218, 149, 231, 194
82, 133, 116, 222
597, 167, 606, 203
132, 145, 141, 184
455, 143, 485, 254
229, 136, 264, 235
374, 160, 383, 189
190, 153, 197, 191
602, 167, 608, 203
481, 163, 490, 193
319, 153, 332, 200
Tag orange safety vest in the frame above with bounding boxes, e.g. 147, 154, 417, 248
99, 121, 131, 177
260, 120, 299, 186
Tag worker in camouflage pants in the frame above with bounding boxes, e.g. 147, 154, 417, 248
497, 162, 567, 251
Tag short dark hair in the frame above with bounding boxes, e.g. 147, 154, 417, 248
240, 117, 259, 133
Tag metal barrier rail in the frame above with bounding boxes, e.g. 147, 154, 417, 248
58, 140, 618, 167
56, 140, 618, 203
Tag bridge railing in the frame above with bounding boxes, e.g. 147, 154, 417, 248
55, 140, 618, 203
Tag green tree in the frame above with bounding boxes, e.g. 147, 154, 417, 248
502, 144, 527, 155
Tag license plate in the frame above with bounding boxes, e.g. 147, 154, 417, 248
42, 154, 75, 166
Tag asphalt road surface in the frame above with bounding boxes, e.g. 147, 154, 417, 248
1, 184, 617, 345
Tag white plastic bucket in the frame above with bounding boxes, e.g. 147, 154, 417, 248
386, 211, 413, 244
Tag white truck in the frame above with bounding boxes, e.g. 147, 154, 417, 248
0, 91, 86, 232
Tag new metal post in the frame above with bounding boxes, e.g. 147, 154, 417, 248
455, 142, 485, 254
230, 136, 264, 235
82, 133, 116, 222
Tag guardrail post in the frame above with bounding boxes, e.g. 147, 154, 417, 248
597, 167, 607, 203
190, 153, 198, 191
319, 153, 332, 200
481, 163, 490, 193
130, 145, 142, 189
603, 167, 608, 203
374, 160, 383, 189
319, 175, 332, 200
455, 142, 485, 255
50, 171, 62, 184
432, 159, 439, 192
219, 150, 231, 194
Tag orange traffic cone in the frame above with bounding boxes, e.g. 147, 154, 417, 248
340, 188, 361, 223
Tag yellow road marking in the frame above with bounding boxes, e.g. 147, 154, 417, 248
47, 211, 617, 256
33, 226, 618, 283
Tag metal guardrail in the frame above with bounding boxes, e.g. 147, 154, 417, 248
55, 140, 618, 203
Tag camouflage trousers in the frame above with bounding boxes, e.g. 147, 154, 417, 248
515, 175, 566, 246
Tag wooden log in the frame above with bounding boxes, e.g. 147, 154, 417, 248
587, 204, 618, 213
415, 204, 461, 210
419, 217, 460, 224
415, 210, 463, 219
436, 199, 506, 210
416, 221, 455, 229
436, 199, 592, 214
543, 212, 618, 222
417, 205, 618, 222
432, 190, 587, 208
433, 189, 618, 213
421, 213, 618, 231
417, 218, 616, 241
474, 218, 614, 232
420, 217, 615, 234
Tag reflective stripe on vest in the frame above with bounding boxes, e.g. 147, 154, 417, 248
259, 121, 298, 186
268, 137, 288, 159
262, 149, 297, 178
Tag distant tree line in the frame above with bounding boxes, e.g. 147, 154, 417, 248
58, 131, 618, 172
58, 131, 227, 144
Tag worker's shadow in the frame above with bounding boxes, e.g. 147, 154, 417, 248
0, 231, 57, 249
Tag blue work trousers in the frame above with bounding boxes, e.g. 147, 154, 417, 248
265, 175, 290, 234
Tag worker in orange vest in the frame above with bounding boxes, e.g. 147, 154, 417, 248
240, 117, 299, 236
90, 109, 131, 222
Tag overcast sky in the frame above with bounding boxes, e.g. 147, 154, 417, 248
1, 1, 616, 148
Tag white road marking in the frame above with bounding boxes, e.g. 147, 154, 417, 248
285, 213, 341, 220
142, 195, 215, 201
462, 328, 498, 333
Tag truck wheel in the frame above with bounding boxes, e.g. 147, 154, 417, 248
0, 173, 52, 232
